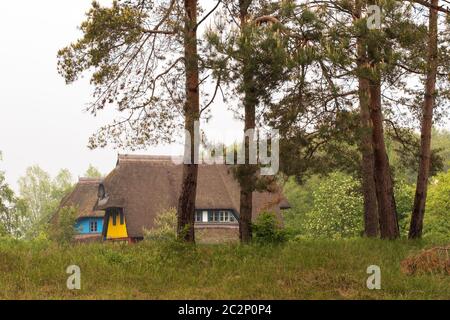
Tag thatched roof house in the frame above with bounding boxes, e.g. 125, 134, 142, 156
56, 177, 105, 242
96, 155, 290, 243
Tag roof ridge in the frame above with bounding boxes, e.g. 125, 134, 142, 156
78, 177, 103, 184
117, 154, 183, 165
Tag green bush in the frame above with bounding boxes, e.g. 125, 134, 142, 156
49, 206, 77, 245
304, 172, 363, 239
252, 211, 287, 244
394, 180, 415, 237
282, 175, 321, 235
143, 207, 177, 242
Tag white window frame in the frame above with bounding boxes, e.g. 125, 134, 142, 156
195, 211, 203, 222
204, 210, 237, 223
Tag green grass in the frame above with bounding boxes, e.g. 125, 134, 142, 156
0, 238, 448, 299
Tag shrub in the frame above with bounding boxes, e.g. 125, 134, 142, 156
49, 206, 76, 245
252, 211, 287, 244
401, 245, 450, 275
143, 207, 177, 242
304, 172, 363, 239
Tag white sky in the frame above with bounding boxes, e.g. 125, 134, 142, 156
0, 0, 243, 191
2, 1, 449, 191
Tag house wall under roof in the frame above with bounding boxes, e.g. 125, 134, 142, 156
104, 208, 129, 240
195, 225, 240, 244
75, 217, 104, 235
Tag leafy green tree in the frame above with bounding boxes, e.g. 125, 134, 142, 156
431, 128, 450, 172
52, 169, 74, 200
84, 165, 103, 178
423, 171, 450, 240
17, 166, 53, 237
285, 172, 417, 238
17, 166, 74, 239
282, 175, 321, 235
0, 155, 20, 238
304, 172, 364, 239
386, 130, 444, 184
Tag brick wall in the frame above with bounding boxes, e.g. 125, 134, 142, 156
195, 225, 239, 244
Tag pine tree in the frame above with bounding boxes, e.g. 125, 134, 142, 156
410, 0, 439, 239
354, 0, 379, 237
205, 0, 289, 242
177, 0, 200, 242
57, 0, 215, 242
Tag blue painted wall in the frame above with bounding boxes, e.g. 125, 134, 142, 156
75, 217, 104, 234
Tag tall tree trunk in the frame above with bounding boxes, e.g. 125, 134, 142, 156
368, 80, 400, 239
409, 0, 439, 239
177, 0, 200, 243
365, 0, 399, 239
355, 0, 379, 237
360, 79, 379, 237
238, 0, 257, 243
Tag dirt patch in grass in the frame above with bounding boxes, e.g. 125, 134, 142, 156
401, 245, 450, 275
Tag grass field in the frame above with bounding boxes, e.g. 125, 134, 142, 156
0, 238, 449, 300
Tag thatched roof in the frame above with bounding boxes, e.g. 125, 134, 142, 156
96, 155, 289, 238
58, 178, 104, 219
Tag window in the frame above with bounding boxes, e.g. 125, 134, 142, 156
90, 220, 98, 233
195, 211, 203, 222
206, 210, 237, 223
119, 212, 124, 225
112, 212, 117, 226
207, 211, 218, 222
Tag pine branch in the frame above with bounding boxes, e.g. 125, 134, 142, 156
405, 0, 450, 14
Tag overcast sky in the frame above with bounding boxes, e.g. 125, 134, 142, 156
2, 1, 449, 192
0, 0, 242, 191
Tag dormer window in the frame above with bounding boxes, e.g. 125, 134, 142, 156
98, 183, 106, 199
